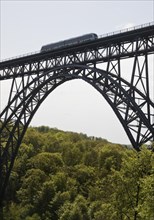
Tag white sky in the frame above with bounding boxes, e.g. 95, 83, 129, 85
0, 0, 154, 144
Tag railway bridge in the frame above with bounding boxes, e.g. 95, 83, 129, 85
0, 22, 154, 206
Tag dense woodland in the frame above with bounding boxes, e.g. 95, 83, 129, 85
2, 126, 154, 220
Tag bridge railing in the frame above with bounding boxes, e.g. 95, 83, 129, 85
98, 21, 154, 39
0, 21, 154, 63
0, 50, 40, 63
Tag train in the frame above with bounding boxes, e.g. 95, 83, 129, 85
40, 33, 98, 52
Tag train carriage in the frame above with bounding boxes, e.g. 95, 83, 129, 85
41, 33, 98, 52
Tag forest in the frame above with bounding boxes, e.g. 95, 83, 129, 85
2, 126, 154, 220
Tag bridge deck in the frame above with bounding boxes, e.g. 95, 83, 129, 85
0, 22, 154, 69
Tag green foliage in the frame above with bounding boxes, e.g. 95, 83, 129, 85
28, 152, 64, 174
2, 126, 154, 220
62, 146, 82, 166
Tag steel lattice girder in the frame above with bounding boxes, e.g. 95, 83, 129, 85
0, 27, 154, 80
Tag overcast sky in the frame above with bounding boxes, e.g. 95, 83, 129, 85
0, 0, 154, 145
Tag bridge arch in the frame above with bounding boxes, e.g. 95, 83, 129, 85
0, 64, 154, 205
1, 64, 154, 151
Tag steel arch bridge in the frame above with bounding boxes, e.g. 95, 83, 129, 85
0, 22, 154, 206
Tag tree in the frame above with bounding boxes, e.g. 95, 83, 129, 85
28, 152, 64, 174
109, 147, 154, 220
73, 164, 96, 198
62, 146, 82, 166
17, 169, 47, 206
58, 195, 89, 220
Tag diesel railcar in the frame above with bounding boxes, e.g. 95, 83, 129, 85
40, 33, 98, 52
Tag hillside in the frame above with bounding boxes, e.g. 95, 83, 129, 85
2, 126, 154, 220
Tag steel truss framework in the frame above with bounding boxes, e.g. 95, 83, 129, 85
0, 25, 154, 205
